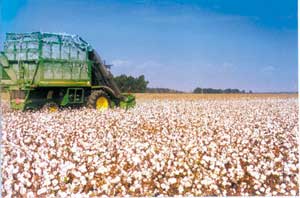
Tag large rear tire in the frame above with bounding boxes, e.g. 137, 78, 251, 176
87, 90, 111, 110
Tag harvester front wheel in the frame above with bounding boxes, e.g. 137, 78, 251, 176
43, 102, 59, 112
87, 90, 111, 110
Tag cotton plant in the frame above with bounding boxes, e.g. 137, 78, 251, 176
1, 97, 299, 197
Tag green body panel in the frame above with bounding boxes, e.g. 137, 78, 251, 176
120, 94, 136, 109
0, 32, 135, 110
61, 88, 84, 106
1, 66, 10, 80
3, 32, 92, 87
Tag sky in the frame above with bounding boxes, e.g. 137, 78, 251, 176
0, 0, 298, 92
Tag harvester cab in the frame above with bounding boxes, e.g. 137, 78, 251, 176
0, 32, 135, 111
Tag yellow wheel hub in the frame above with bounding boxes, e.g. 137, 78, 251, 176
49, 105, 58, 112
96, 97, 109, 110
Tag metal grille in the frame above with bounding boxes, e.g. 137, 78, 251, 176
10, 90, 26, 99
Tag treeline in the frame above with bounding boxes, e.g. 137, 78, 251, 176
114, 74, 252, 93
114, 74, 183, 93
146, 88, 183, 93
194, 87, 252, 94
114, 75, 148, 93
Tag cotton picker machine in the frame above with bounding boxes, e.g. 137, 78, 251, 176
0, 32, 135, 111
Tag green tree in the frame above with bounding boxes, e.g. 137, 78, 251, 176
114, 74, 149, 93
193, 87, 245, 94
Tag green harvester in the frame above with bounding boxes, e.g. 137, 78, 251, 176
0, 32, 135, 111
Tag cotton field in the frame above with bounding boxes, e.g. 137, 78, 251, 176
1, 94, 299, 197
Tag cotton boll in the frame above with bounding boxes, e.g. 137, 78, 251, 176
111, 176, 120, 184
27, 192, 35, 198
97, 166, 108, 174
280, 188, 286, 194
184, 181, 192, 188
93, 155, 99, 163
48, 140, 55, 147
19, 186, 26, 195
87, 156, 93, 163
44, 178, 51, 186
161, 183, 169, 190
78, 165, 87, 173
26, 181, 32, 188
132, 156, 141, 165
80, 176, 87, 185
168, 177, 177, 185
37, 187, 47, 195
291, 190, 297, 196
259, 187, 265, 193
178, 185, 184, 194
12, 167, 19, 174
52, 179, 59, 186
126, 177, 132, 183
